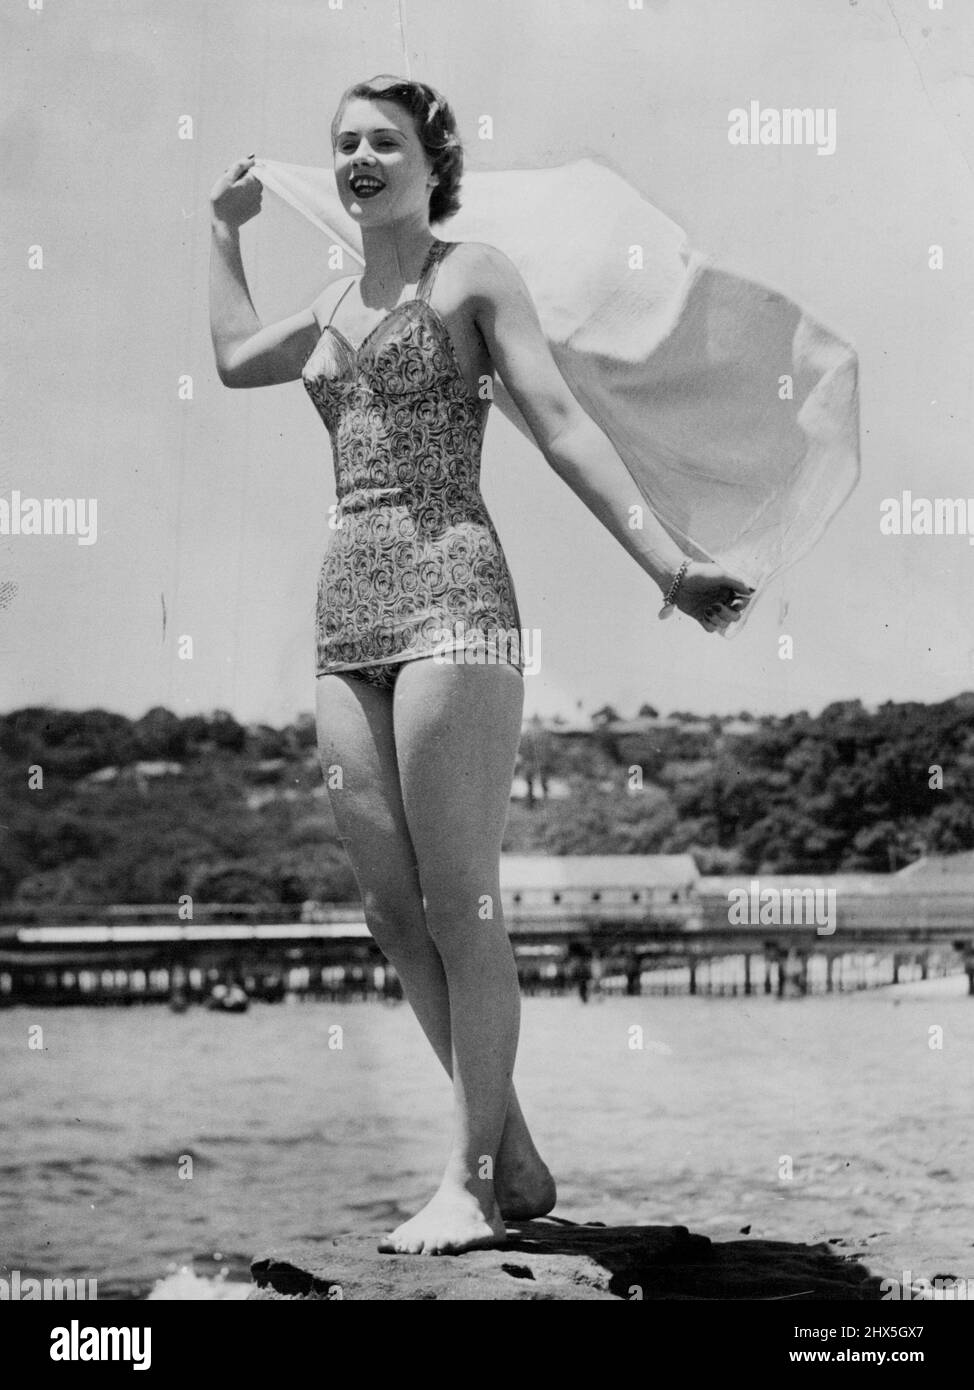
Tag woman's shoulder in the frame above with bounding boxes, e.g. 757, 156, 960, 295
309, 273, 359, 332
441, 238, 509, 267
439, 239, 525, 302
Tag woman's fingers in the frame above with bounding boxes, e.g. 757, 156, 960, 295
670, 562, 756, 633
719, 570, 756, 596
703, 602, 738, 623
700, 600, 744, 634
214, 156, 257, 196
716, 587, 751, 608
708, 592, 749, 619
210, 157, 263, 225
713, 575, 755, 613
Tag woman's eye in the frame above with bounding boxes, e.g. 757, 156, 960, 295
339, 140, 396, 152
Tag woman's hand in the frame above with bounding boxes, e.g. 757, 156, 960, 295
210, 155, 263, 229
672, 561, 755, 634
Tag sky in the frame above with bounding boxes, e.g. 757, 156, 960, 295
1, 0, 973, 726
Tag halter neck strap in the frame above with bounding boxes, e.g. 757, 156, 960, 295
416, 238, 449, 303
324, 238, 449, 329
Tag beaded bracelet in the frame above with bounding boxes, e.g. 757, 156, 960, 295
658, 557, 690, 620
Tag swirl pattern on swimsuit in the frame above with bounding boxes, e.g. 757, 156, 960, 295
302, 240, 523, 677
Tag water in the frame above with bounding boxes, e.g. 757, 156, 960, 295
2, 982, 972, 1298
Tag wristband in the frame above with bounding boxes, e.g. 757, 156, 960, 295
658, 558, 690, 620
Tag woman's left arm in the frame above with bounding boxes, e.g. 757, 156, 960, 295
468, 242, 753, 633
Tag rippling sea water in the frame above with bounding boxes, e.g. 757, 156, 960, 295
2, 983, 972, 1298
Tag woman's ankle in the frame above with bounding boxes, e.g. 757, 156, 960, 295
440, 1156, 499, 1206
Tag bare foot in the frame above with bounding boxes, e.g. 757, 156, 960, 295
495, 1151, 557, 1221
378, 1183, 508, 1255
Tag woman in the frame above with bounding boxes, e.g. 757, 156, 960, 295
209, 75, 752, 1256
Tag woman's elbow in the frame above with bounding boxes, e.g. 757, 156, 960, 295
543, 408, 595, 469
216, 354, 251, 388
211, 342, 240, 387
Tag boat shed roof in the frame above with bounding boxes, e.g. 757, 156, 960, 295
499, 854, 699, 890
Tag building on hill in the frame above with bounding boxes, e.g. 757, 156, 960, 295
499, 853, 699, 918
895, 851, 974, 886
543, 720, 594, 739
719, 719, 760, 738
545, 714, 720, 739
80, 761, 184, 788
696, 852, 974, 933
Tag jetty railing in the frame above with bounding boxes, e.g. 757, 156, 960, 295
1, 888, 972, 1005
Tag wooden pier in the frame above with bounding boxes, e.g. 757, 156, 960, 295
1, 889, 972, 1005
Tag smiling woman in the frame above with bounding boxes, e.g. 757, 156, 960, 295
330, 74, 464, 224
207, 72, 753, 1260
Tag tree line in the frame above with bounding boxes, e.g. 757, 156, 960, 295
1, 695, 972, 905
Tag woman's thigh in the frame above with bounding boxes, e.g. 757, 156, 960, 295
392, 661, 524, 919
314, 673, 424, 924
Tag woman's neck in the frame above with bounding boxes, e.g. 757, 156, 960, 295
358, 219, 437, 304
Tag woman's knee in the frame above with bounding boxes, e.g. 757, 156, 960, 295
421, 867, 504, 944
359, 879, 429, 947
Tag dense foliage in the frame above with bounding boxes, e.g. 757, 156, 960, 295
1, 696, 972, 904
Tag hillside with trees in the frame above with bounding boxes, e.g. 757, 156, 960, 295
1, 695, 972, 905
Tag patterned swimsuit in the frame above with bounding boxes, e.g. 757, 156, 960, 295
302, 238, 524, 691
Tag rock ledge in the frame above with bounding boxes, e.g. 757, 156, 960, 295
250, 1219, 884, 1301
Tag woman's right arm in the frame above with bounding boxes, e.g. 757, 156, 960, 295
209, 155, 322, 388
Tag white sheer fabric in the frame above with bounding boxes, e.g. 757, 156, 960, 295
255, 156, 860, 633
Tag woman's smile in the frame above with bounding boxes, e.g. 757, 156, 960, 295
349, 173, 386, 199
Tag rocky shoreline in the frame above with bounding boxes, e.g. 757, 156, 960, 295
250, 1218, 890, 1301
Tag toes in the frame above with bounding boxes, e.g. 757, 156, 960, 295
378, 1207, 506, 1256
378, 1228, 422, 1254
378, 1228, 433, 1255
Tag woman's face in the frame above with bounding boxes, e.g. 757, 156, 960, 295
333, 97, 435, 225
